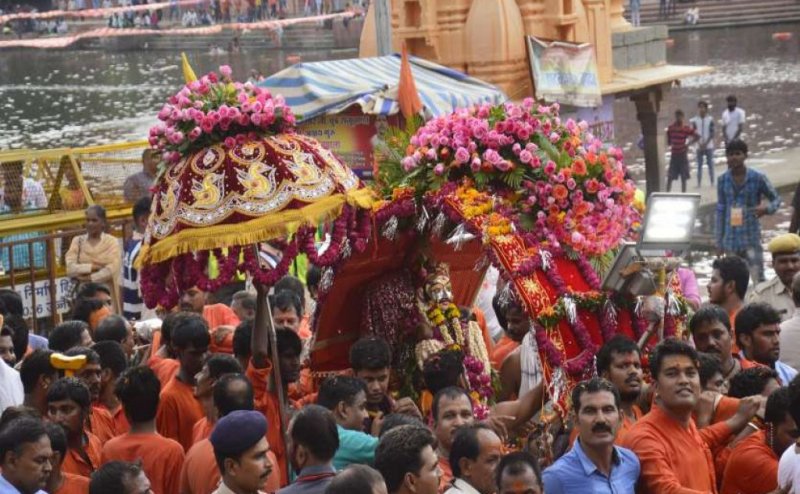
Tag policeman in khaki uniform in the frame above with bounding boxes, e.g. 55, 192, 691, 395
747, 233, 800, 322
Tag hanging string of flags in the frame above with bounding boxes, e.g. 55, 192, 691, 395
0, 11, 355, 49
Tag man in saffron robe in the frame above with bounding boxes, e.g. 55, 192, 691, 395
47, 378, 102, 479
621, 339, 760, 493
156, 314, 208, 451
721, 387, 796, 494
102, 366, 185, 494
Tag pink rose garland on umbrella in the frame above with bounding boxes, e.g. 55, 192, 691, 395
149, 65, 296, 167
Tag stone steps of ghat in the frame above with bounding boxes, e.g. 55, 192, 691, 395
637, 0, 800, 29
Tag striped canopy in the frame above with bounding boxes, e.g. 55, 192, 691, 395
260, 55, 507, 123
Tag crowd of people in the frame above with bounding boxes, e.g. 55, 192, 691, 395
0, 135, 799, 494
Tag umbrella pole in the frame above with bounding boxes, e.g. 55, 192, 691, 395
265, 296, 291, 481
253, 245, 291, 481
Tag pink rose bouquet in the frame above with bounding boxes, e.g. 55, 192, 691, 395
401, 98, 640, 257
149, 65, 296, 166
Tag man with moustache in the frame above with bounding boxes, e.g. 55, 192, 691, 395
706, 256, 750, 333
621, 339, 760, 492
595, 336, 644, 443
210, 410, 274, 494
747, 234, 800, 322
543, 378, 639, 493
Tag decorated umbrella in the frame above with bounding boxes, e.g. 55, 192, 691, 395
138, 59, 375, 308
137, 59, 376, 478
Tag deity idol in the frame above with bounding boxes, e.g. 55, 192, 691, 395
360, 259, 493, 406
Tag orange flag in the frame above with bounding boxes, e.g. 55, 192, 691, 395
398, 42, 423, 119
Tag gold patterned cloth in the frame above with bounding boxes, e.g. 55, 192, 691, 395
140, 133, 373, 265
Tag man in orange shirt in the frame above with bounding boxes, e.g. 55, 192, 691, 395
179, 286, 240, 354
490, 297, 527, 372
92, 341, 130, 435
691, 305, 759, 389
274, 275, 312, 341
621, 339, 760, 493
180, 373, 282, 494
102, 366, 185, 494
46, 377, 102, 478
432, 387, 475, 490
20, 349, 58, 416
350, 336, 422, 432
63, 346, 118, 442
707, 256, 750, 344
721, 387, 796, 494
147, 313, 182, 387
193, 354, 243, 443
596, 335, 644, 442
271, 289, 311, 340
156, 314, 209, 451
44, 422, 90, 494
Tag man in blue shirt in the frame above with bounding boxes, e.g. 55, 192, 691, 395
317, 376, 379, 470
716, 139, 781, 283
542, 378, 640, 494
279, 405, 338, 494
0, 416, 52, 494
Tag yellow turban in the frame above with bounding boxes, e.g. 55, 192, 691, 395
767, 233, 800, 255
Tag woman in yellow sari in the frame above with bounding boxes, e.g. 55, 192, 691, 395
65, 205, 122, 313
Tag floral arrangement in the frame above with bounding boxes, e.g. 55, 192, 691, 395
148, 65, 296, 166
397, 98, 640, 258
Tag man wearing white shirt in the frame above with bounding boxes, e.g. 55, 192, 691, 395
445, 424, 502, 494
0, 357, 23, 415
691, 100, 716, 187
778, 382, 800, 493
721, 95, 746, 146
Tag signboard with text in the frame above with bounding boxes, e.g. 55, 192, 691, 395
526, 36, 602, 108
298, 108, 401, 179
13, 277, 71, 319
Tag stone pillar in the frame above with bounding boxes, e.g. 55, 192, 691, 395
609, 0, 631, 31
581, 0, 613, 83
632, 86, 666, 196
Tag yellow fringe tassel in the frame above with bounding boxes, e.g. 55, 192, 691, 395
138, 188, 375, 267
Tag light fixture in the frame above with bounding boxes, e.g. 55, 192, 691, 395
637, 193, 701, 257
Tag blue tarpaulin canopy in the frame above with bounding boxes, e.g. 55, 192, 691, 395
259, 54, 508, 123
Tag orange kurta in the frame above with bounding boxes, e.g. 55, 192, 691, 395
720, 430, 778, 494
438, 456, 453, 494
620, 404, 732, 494
102, 404, 130, 435
89, 405, 119, 442
156, 376, 205, 452
709, 395, 741, 481
205, 303, 240, 354
247, 362, 288, 487
192, 417, 214, 444
148, 355, 180, 388
100, 432, 185, 494
180, 438, 281, 494
61, 431, 102, 478
53, 472, 90, 494
288, 367, 316, 404
490, 336, 519, 371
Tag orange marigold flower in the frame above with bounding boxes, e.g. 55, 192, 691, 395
572, 159, 587, 176
553, 184, 569, 200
